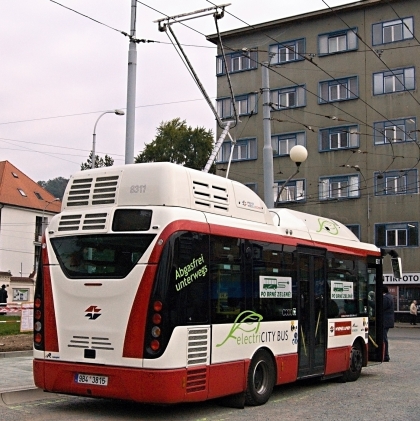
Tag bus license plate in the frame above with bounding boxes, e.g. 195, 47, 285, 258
75, 373, 108, 386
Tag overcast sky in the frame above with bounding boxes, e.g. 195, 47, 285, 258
0, 0, 356, 182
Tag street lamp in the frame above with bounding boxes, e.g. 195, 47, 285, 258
42, 198, 60, 235
92, 109, 125, 169
275, 145, 308, 205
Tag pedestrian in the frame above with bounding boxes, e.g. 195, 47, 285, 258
0, 284, 7, 303
409, 300, 417, 325
383, 286, 394, 362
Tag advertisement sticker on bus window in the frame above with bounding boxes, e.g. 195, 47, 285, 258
174, 254, 208, 292
259, 276, 292, 298
330, 280, 354, 299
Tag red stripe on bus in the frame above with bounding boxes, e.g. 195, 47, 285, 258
43, 248, 59, 352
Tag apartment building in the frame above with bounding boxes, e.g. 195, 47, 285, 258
0, 161, 61, 304
207, 0, 419, 320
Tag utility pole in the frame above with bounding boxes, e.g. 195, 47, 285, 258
262, 62, 274, 208
125, 0, 137, 165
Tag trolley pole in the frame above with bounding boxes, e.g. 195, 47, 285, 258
262, 62, 274, 208
125, 0, 137, 165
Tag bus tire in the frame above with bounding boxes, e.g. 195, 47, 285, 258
342, 341, 363, 382
245, 349, 275, 406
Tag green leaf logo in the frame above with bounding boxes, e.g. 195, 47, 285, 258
216, 310, 263, 347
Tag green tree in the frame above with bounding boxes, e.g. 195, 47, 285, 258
81, 151, 114, 171
135, 118, 214, 171
37, 177, 69, 200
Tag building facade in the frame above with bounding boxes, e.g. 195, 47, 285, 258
0, 161, 61, 304
207, 0, 419, 321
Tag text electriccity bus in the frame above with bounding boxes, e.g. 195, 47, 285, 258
33, 162, 384, 406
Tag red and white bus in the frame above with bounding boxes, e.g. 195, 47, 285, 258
33, 162, 384, 406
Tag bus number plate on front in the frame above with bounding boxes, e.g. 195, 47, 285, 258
75, 373, 108, 386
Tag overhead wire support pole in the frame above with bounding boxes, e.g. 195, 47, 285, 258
262, 62, 274, 208
125, 0, 137, 165
155, 4, 236, 173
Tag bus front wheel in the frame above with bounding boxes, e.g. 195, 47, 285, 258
245, 349, 275, 406
342, 341, 363, 382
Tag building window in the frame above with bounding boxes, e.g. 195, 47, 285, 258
272, 132, 305, 157
319, 175, 360, 200
372, 17, 414, 45
269, 39, 305, 64
375, 222, 418, 248
346, 224, 360, 240
245, 183, 257, 193
374, 169, 418, 196
216, 50, 258, 75
319, 125, 359, 151
318, 28, 358, 55
374, 118, 416, 144
319, 76, 358, 103
373, 67, 415, 95
270, 85, 306, 110
216, 93, 257, 119
17, 189, 27, 197
216, 138, 257, 163
274, 179, 305, 203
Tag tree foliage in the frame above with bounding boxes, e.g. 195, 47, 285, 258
135, 118, 214, 171
37, 177, 69, 200
81, 151, 114, 171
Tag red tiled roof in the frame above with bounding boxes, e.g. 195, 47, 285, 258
0, 161, 61, 212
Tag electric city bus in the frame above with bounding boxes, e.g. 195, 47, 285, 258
33, 162, 384, 406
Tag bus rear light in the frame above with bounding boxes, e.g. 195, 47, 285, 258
34, 321, 42, 332
35, 310, 42, 320
35, 298, 41, 308
150, 340, 160, 351
151, 326, 161, 338
34, 333, 42, 344
153, 301, 163, 312
152, 313, 162, 324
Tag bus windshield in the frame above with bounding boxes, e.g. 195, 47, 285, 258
50, 234, 156, 279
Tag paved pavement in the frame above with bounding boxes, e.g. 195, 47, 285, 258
0, 323, 418, 402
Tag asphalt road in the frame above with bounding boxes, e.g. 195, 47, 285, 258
1, 327, 419, 421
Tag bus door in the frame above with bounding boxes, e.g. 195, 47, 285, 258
297, 248, 326, 378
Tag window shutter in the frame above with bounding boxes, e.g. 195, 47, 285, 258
320, 130, 329, 151
347, 29, 357, 50
320, 179, 329, 199
296, 132, 305, 146
249, 138, 257, 159
297, 39, 305, 57
319, 34, 328, 54
297, 86, 305, 106
375, 173, 385, 195
406, 118, 416, 141
404, 67, 415, 90
403, 18, 413, 39
349, 128, 358, 147
372, 23, 382, 45
373, 73, 384, 95
320, 82, 328, 102
349, 175, 359, 197
296, 180, 304, 200
349, 77, 358, 98
269, 45, 278, 64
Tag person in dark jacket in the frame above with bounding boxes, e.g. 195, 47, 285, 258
0, 284, 7, 303
383, 286, 395, 362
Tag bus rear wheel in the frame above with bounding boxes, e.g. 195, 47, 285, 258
245, 349, 275, 406
342, 341, 363, 382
